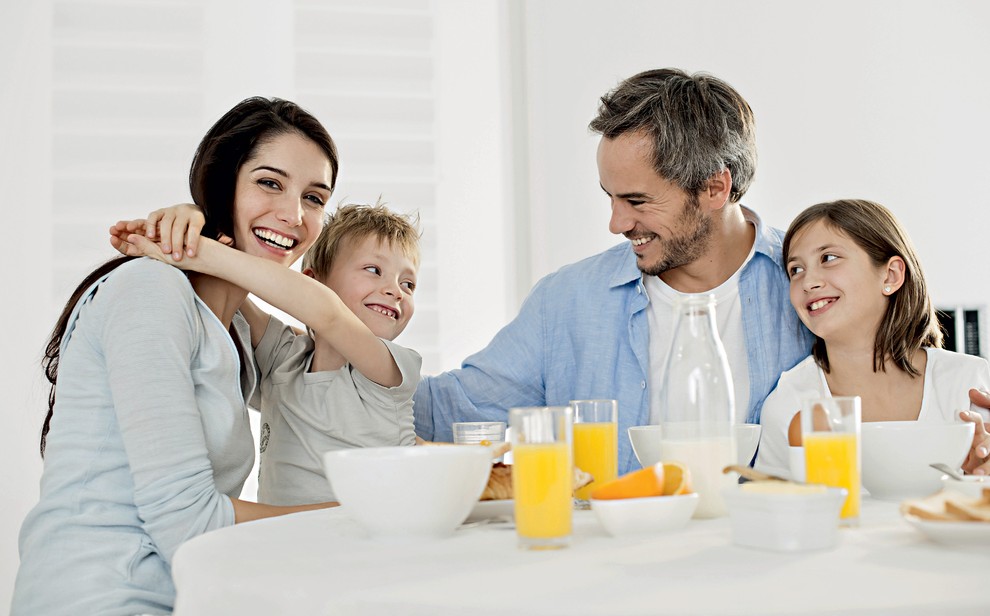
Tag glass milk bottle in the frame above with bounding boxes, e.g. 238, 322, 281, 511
659, 294, 737, 518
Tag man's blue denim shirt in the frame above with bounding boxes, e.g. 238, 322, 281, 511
414, 207, 813, 474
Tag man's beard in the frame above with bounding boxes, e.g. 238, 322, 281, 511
637, 201, 713, 276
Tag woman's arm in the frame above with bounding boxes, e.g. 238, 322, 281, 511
231, 499, 338, 523
122, 234, 402, 387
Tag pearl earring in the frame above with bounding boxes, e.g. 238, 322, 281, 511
883, 285, 892, 294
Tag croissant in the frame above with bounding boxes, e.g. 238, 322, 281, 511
479, 463, 595, 500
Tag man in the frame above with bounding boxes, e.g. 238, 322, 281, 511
413, 68, 813, 474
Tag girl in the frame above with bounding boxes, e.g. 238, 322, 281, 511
13, 98, 340, 615
755, 199, 990, 479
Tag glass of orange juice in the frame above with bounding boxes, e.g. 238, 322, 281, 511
510, 405, 574, 550
570, 399, 618, 509
802, 396, 861, 526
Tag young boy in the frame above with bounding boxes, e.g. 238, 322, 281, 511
118, 202, 422, 504
248, 204, 422, 505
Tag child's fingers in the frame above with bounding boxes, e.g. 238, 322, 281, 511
109, 233, 128, 255
125, 233, 167, 260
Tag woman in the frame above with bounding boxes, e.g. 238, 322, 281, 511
12, 97, 340, 615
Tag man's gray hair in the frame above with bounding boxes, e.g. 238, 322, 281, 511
589, 68, 757, 204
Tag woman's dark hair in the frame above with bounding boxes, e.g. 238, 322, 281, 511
190, 97, 339, 242
40, 97, 339, 456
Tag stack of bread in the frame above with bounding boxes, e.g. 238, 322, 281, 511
901, 488, 990, 522
422, 440, 593, 500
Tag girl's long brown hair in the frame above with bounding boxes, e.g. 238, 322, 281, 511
782, 199, 942, 377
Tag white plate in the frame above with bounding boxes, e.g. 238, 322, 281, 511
464, 499, 513, 524
903, 514, 990, 546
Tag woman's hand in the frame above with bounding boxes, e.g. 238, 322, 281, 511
145, 204, 206, 260
109, 204, 206, 261
960, 388, 990, 475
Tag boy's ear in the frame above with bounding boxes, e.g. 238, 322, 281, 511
883, 256, 906, 294
302, 267, 317, 280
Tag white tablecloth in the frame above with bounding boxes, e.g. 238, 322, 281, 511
172, 499, 988, 615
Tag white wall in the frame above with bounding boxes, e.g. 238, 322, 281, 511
519, 0, 990, 316
1, 1, 51, 610
3, 0, 989, 610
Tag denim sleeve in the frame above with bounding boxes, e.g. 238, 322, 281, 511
414, 275, 552, 442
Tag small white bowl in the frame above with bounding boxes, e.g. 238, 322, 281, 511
323, 446, 492, 539
940, 473, 990, 499
723, 483, 846, 552
861, 422, 974, 500
590, 493, 699, 537
628, 424, 762, 468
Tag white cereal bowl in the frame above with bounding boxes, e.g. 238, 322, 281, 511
860, 422, 974, 501
322, 446, 492, 539
628, 424, 762, 468
591, 493, 699, 537
940, 474, 990, 499
723, 484, 847, 552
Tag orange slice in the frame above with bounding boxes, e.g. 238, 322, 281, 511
590, 464, 665, 500
661, 461, 692, 496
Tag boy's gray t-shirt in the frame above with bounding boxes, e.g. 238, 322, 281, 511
254, 315, 422, 505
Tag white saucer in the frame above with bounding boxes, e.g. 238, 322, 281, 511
903, 514, 990, 546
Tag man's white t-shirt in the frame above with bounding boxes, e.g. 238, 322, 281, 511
645, 228, 756, 425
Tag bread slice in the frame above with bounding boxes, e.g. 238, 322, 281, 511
480, 463, 513, 500
902, 490, 990, 522
901, 491, 970, 521
945, 498, 990, 522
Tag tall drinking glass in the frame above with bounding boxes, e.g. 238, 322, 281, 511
570, 399, 618, 508
510, 406, 574, 550
802, 396, 861, 526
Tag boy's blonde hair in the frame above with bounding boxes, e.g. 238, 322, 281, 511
303, 202, 421, 278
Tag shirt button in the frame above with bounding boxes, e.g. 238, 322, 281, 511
640, 381, 646, 389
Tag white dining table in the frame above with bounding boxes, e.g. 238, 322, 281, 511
172, 498, 988, 615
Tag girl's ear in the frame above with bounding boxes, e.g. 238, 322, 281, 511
882, 256, 906, 295
302, 267, 317, 280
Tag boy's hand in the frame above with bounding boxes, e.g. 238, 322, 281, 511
146, 203, 206, 261
109, 219, 149, 255
117, 233, 198, 271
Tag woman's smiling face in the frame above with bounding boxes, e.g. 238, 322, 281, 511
231, 131, 334, 268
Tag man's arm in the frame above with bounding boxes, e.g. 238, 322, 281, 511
122, 234, 402, 387
414, 276, 552, 442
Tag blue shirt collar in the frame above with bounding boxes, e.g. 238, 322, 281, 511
608, 204, 778, 289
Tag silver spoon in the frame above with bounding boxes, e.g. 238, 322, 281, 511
929, 462, 979, 482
